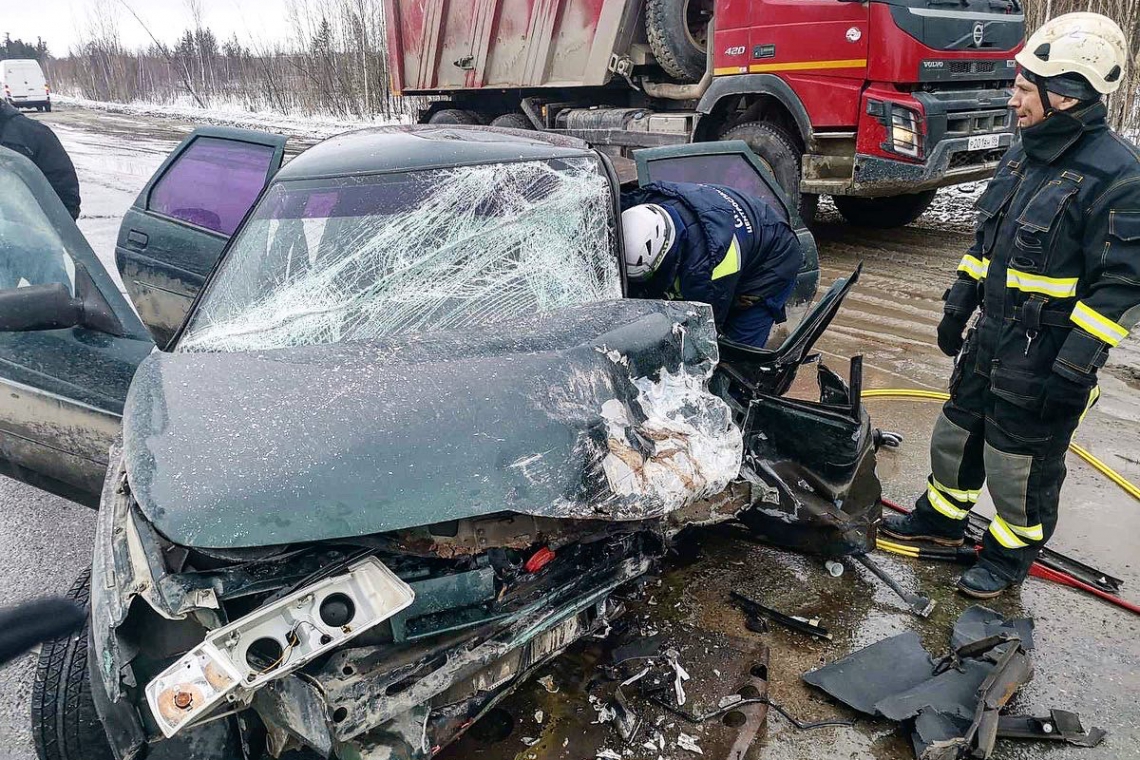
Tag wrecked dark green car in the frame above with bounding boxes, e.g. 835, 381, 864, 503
0, 125, 877, 760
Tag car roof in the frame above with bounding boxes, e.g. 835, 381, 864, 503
275, 124, 598, 181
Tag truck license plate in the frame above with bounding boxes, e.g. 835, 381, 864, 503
968, 134, 1001, 151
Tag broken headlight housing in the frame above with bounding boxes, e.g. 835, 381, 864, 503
145, 556, 415, 737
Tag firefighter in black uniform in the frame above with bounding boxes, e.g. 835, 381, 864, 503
883, 12, 1140, 598
0, 100, 81, 220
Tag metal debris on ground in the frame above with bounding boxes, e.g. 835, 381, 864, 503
853, 553, 935, 617
803, 606, 1106, 759
731, 591, 832, 640
538, 674, 559, 694
676, 732, 703, 754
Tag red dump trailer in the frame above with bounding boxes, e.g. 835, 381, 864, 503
384, 0, 1024, 228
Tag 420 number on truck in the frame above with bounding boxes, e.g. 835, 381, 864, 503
384, 0, 1025, 228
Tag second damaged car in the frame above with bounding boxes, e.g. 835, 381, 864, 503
0, 126, 876, 759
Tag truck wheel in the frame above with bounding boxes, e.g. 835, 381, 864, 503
31, 569, 114, 760
833, 190, 937, 229
719, 121, 814, 223
646, 0, 711, 82
428, 108, 481, 125
489, 112, 533, 130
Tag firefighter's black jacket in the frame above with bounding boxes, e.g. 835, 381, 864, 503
945, 100, 1140, 404
0, 101, 81, 220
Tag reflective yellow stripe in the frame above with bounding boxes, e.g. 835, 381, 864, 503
988, 515, 1030, 549
1005, 268, 1078, 298
1006, 522, 1044, 541
714, 66, 749, 76
932, 477, 980, 504
748, 59, 867, 73
712, 236, 741, 281
958, 255, 987, 281
927, 483, 970, 520
1080, 385, 1101, 425
1071, 301, 1130, 346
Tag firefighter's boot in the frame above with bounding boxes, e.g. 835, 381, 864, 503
881, 508, 966, 547
957, 565, 1016, 599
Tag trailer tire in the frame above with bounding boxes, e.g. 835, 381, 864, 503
719, 121, 814, 223
428, 108, 481, 125
31, 569, 114, 760
645, 0, 710, 82
833, 190, 937, 229
489, 112, 533, 130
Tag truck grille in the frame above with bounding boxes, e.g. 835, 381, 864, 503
949, 61, 997, 76
949, 148, 1005, 170
945, 108, 1012, 138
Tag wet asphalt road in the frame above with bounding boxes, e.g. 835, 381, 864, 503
0, 104, 1137, 760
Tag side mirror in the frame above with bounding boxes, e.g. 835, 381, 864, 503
0, 263, 126, 335
0, 282, 82, 332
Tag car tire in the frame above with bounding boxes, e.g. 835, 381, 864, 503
428, 108, 481, 125
30, 569, 114, 760
833, 190, 937, 229
489, 112, 533, 130
719, 121, 814, 223
645, 0, 711, 82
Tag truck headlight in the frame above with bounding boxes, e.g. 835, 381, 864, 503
145, 556, 415, 737
891, 108, 921, 158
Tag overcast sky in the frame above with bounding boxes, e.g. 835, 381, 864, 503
3, 0, 295, 55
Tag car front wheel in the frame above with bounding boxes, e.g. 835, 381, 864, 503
30, 569, 113, 760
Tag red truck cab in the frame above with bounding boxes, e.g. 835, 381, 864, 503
386, 0, 1025, 227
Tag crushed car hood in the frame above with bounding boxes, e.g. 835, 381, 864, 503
123, 300, 743, 549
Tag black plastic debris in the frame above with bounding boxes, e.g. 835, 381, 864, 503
950, 605, 1034, 652
803, 606, 1106, 759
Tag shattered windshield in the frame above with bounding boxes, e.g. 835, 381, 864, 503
179, 157, 621, 352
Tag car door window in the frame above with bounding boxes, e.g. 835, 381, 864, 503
0, 172, 75, 293
148, 137, 277, 236
640, 153, 789, 223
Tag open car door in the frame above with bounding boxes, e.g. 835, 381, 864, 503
0, 147, 155, 507
115, 127, 287, 346
632, 140, 820, 310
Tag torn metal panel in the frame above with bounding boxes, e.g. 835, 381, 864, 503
122, 299, 740, 549
802, 632, 936, 716
996, 711, 1107, 748
950, 605, 1034, 652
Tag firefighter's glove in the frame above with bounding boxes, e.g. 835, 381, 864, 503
936, 313, 969, 357
1041, 372, 1093, 421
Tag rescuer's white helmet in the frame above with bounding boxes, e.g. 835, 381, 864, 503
622, 204, 676, 282
1016, 12, 1128, 96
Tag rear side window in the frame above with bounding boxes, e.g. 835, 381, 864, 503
148, 137, 275, 236
644, 154, 789, 222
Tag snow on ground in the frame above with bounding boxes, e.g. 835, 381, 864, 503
55, 94, 412, 140
817, 181, 983, 234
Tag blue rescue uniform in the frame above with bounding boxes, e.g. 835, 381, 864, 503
622, 182, 802, 348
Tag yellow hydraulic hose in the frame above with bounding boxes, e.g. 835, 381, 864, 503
863, 388, 1140, 503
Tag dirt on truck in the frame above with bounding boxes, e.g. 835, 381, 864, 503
384, 0, 1025, 227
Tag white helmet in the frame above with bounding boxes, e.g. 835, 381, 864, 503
622, 204, 676, 282
1016, 12, 1128, 96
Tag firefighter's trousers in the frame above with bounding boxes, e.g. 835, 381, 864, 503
911, 336, 1097, 582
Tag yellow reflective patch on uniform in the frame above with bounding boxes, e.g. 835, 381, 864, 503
989, 515, 1030, 549
958, 255, 987, 281
1005, 268, 1078, 298
711, 236, 741, 281
1071, 301, 1130, 346
932, 477, 980, 504
927, 483, 970, 520
1006, 522, 1044, 541
1080, 385, 1101, 425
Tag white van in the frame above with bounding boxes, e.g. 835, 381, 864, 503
1, 59, 51, 112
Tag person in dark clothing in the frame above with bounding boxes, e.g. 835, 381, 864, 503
882, 12, 1140, 598
621, 181, 802, 348
0, 100, 81, 219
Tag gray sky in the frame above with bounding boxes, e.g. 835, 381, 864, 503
2, 0, 295, 56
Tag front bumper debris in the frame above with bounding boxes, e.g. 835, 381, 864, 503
145, 557, 415, 737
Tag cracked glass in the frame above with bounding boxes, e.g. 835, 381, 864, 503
179, 157, 621, 352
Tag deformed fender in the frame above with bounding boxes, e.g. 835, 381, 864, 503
694, 74, 814, 146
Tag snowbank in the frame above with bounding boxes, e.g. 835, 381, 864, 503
817, 181, 984, 233
55, 94, 412, 140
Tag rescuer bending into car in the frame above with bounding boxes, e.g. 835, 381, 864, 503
621, 181, 802, 349
884, 13, 1140, 599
